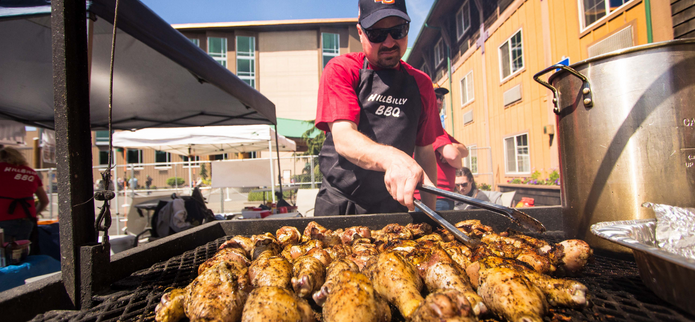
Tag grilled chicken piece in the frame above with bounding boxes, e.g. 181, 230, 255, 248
251, 232, 282, 260
468, 256, 588, 309
321, 270, 391, 322
455, 220, 495, 239
348, 240, 379, 270
416, 233, 444, 243
411, 289, 477, 322
313, 258, 360, 306
185, 262, 250, 322
420, 245, 487, 316
292, 253, 326, 298
324, 244, 351, 261
198, 247, 250, 276
557, 239, 593, 276
339, 226, 371, 245
372, 223, 414, 243
406, 222, 433, 239
241, 286, 315, 322
473, 264, 548, 322
282, 239, 325, 263
219, 235, 254, 255
276, 226, 302, 248
364, 251, 424, 320
155, 288, 187, 322
303, 221, 341, 246
248, 253, 293, 289
441, 241, 474, 270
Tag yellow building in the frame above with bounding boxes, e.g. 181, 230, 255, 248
406, 0, 677, 190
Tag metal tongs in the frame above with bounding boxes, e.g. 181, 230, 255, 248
414, 185, 546, 248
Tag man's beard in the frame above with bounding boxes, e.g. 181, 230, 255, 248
376, 45, 401, 69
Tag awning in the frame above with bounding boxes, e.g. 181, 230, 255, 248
0, 0, 276, 130
276, 118, 321, 139
111, 125, 296, 156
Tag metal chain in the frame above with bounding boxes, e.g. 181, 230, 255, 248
96, 0, 121, 241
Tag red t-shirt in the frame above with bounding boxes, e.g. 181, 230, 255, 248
414, 132, 459, 200
0, 162, 42, 221
315, 52, 442, 147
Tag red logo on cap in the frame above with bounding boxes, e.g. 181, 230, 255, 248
375, 0, 396, 3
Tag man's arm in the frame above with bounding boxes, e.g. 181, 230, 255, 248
35, 186, 49, 216
414, 144, 438, 210
329, 120, 432, 210
437, 142, 469, 169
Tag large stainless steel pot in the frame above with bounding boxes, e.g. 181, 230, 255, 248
534, 39, 695, 253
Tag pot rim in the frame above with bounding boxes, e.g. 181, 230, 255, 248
548, 38, 695, 84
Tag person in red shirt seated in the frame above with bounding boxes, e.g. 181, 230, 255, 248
0, 147, 49, 241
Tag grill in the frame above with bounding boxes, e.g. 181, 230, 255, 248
26, 209, 695, 322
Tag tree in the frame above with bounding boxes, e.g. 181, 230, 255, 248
301, 120, 325, 156
199, 163, 208, 180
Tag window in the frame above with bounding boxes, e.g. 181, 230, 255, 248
155, 150, 171, 167
581, 0, 632, 29
189, 38, 199, 47
236, 36, 256, 88
98, 150, 114, 166
459, 71, 474, 106
455, 1, 471, 40
434, 39, 445, 66
211, 153, 228, 160
464, 145, 478, 174
504, 133, 530, 174
126, 149, 143, 165
499, 29, 524, 81
95, 131, 110, 145
322, 33, 340, 69
207, 37, 227, 67
182, 155, 201, 168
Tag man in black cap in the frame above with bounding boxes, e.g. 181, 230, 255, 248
314, 0, 444, 216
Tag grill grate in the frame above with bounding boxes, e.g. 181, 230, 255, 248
30, 235, 695, 322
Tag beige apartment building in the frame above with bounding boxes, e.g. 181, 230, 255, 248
84, 18, 362, 189
406, 0, 681, 189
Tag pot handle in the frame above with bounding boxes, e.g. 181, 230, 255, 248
533, 64, 593, 115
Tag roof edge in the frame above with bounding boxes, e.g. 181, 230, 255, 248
173, 17, 358, 30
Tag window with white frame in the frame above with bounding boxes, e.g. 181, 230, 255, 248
504, 133, 530, 174
126, 149, 143, 165
189, 38, 199, 47
236, 36, 256, 88
459, 70, 474, 106
322, 33, 340, 69
155, 150, 171, 168
464, 145, 478, 174
207, 37, 227, 67
499, 29, 524, 81
211, 153, 228, 160
455, 1, 471, 40
98, 150, 115, 166
434, 39, 445, 66
182, 155, 201, 168
581, 0, 632, 29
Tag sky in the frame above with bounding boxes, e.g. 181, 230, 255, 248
139, 0, 436, 47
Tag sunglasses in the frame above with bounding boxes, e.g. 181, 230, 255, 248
457, 182, 469, 188
361, 23, 409, 43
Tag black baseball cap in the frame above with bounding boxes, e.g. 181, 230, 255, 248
358, 0, 411, 29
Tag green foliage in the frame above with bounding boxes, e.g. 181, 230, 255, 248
301, 120, 325, 156
166, 177, 185, 187
248, 190, 292, 202
507, 169, 560, 186
292, 162, 323, 185
478, 183, 492, 191
199, 164, 208, 180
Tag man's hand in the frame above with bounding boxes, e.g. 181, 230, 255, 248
329, 120, 430, 210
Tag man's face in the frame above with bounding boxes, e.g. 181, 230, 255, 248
357, 17, 408, 69
436, 94, 444, 111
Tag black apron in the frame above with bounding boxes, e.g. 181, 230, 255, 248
314, 59, 423, 216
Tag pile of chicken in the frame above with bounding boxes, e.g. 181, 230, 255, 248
155, 220, 593, 322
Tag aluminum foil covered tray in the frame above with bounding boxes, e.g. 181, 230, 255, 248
592, 219, 695, 316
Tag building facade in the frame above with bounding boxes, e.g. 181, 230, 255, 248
85, 18, 361, 189
406, 0, 675, 188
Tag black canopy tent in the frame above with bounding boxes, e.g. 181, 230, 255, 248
0, 0, 278, 314
0, 0, 276, 130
